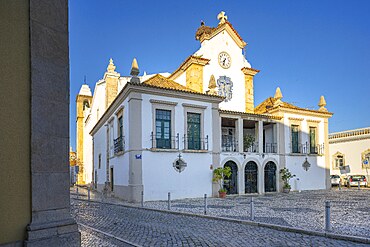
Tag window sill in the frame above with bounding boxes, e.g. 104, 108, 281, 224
289, 153, 306, 156
150, 148, 179, 152
183, 149, 208, 153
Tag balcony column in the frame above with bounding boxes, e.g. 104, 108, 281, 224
273, 123, 278, 153
258, 120, 264, 154
237, 117, 244, 153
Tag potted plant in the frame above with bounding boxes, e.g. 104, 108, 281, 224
243, 134, 255, 152
279, 167, 296, 193
212, 166, 231, 198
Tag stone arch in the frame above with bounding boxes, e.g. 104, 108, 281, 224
242, 157, 261, 171
244, 161, 258, 193
221, 156, 242, 171
264, 161, 278, 192
222, 160, 239, 195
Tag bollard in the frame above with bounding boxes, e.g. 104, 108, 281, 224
141, 191, 144, 207
338, 182, 341, 191
88, 186, 91, 201
358, 181, 361, 190
168, 192, 171, 211
325, 201, 331, 231
250, 197, 255, 221
204, 194, 208, 215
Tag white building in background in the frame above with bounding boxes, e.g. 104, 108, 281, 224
329, 127, 370, 180
77, 11, 333, 202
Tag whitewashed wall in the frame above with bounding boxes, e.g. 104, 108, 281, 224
282, 112, 327, 190
329, 138, 370, 177
286, 155, 326, 191
82, 81, 106, 184
93, 125, 107, 189
140, 93, 214, 200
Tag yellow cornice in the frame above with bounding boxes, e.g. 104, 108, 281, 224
168, 55, 210, 80
288, 117, 304, 121
199, 22, 247, 49
268, 105, 333, 118
241, 67, 260, 76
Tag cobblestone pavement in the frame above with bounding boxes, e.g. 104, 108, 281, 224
72, 199, 369, 247
71, 187, 370, 239
80, 225, 123, 247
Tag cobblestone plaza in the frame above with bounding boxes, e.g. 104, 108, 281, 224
71, 188, 370, 246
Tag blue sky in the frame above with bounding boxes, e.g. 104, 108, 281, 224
69, 0, 370, 150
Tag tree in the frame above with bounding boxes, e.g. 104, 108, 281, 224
279, 167, 296, 189
213, 166, 232, 192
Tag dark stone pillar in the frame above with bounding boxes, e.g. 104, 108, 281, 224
25, 0, 80, 246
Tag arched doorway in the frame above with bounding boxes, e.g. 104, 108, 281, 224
245, 161, 258, 193
223, 161, 238, 194
264, 161, 277, 192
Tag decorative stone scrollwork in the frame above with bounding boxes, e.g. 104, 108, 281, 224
173, 153, 187, 173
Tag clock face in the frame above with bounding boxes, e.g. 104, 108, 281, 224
218, 52, 231, 69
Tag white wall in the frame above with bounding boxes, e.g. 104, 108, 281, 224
329, 138, 370, 177
83, 81, 106, 184
286, 155, 326, 191
142, 151, 213, 201
140, 93, 215, 200
93, 126, 107, 188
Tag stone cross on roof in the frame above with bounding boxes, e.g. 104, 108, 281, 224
217, 11, 228, 25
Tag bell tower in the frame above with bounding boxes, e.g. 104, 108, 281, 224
76, 84, 92, 184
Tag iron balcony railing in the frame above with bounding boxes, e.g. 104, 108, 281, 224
184, 134, 209, 151
221, 135, 238, 152
151, 132, 179, 150
290, 142, 324, 155
114, 135, 125, 154
264, 143, 277, 153
244, 142, 259, 153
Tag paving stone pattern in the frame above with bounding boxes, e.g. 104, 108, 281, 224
71, 187, 370, 239
72, 200, 368, 247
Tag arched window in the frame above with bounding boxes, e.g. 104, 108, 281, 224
332, 152, 345, 169
83, 100, 90, 110
361, 149, 370, 169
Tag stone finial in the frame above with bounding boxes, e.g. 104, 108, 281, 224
107, 58, 116, 73
273, 87, 283, 107
318, 95, 328, 112
217, 11, 228, 25
130, 58, 139, 76
207, 75, 217, 95
130, 58, 140, 83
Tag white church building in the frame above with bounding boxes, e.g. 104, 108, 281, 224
76, 12, 333, 202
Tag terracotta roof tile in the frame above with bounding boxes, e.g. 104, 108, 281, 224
255, 97, 298, 114
255, 97, 333, 116
142, 74, 196, 93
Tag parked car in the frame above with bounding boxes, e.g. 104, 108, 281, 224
344, 175, 367, 187
330, 175, 341, 186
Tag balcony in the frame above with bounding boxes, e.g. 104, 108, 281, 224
290, 142, 324, 155
114, 136, 125, 154
184, 135, 209, 151
244, 141, 259, 153
151, 132, 179, 150
264, 143, 277, 153
222, 135, 238, 152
